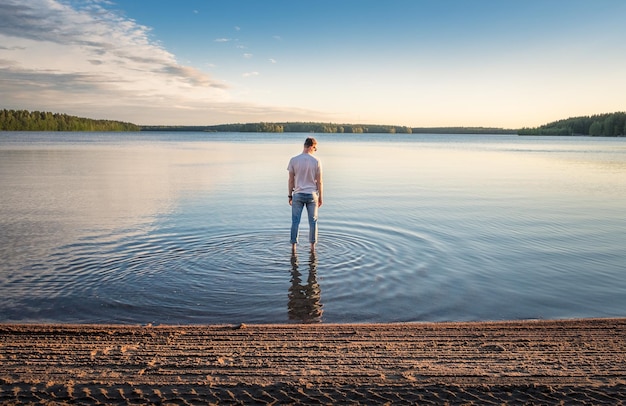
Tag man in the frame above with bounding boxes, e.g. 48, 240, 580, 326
288, 137, 323, 253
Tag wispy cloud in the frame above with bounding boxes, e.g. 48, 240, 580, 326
0, 45, 25, 51
0, 0, 230, 123
163, 65, 226, 88
242, 71, 259, 78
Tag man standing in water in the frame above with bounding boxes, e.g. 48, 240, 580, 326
288, 137, 323, 253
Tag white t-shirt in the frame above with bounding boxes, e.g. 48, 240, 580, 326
287, 153, 322, 194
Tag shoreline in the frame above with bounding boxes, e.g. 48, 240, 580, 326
2, 318, 626, 404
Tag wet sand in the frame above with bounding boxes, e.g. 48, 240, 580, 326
1, 318, 626, 404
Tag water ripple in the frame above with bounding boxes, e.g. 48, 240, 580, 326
317, 220, 468, 322
15, 219, 461, 323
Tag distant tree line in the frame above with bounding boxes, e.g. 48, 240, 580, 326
142, 122, 516, 134
518, 112, 626, 136
411, 127, 515, 134
142, 122, 415, 134
4, 108, 624, 136
0, 109, 140, 131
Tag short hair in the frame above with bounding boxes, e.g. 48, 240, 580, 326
304, 137, 317, 147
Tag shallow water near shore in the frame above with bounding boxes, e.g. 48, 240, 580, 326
1, 131, 625, 324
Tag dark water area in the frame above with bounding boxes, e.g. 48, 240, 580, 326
1, 132, 625, 324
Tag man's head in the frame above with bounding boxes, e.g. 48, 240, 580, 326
304, 137, 317, 152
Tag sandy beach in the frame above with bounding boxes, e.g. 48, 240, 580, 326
1, 318, 625, 404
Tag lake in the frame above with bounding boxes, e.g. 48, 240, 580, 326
1, 132, 625, 324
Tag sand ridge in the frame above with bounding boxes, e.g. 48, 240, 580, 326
1, 318, 626, 404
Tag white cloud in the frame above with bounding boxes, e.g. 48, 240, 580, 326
269, 58, 277, 64
243, 53, 253, 59
242, 71, 259, 78
0, 0, 334, 125
0, 0, 238, 123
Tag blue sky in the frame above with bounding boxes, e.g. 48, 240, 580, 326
1, 0, 625, 128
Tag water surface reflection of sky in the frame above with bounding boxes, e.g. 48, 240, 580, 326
1, 133, 625, 324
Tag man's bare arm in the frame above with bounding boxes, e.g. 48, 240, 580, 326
316, 172, 323, 207
288, 171, 295, 205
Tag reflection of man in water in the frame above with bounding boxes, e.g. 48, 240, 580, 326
288, 253, 323, 323
288, 137, 323, 253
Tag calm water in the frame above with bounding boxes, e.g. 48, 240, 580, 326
1, 132, 625, 324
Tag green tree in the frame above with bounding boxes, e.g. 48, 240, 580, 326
589, 121, 603, 136
603, 116, 614, 136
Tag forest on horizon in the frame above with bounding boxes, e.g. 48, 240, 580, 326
1, 108, 625, 137
141, 122, 514, 135
518, 112, 626, 137
0, 109, 140, 132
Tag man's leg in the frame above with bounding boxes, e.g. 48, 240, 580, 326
291, 194, 305, 250
306, 195, 319, 251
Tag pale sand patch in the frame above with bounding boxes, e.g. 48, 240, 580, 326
1, 319, 625, 404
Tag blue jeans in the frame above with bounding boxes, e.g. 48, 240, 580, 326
290, 193, 318, 244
